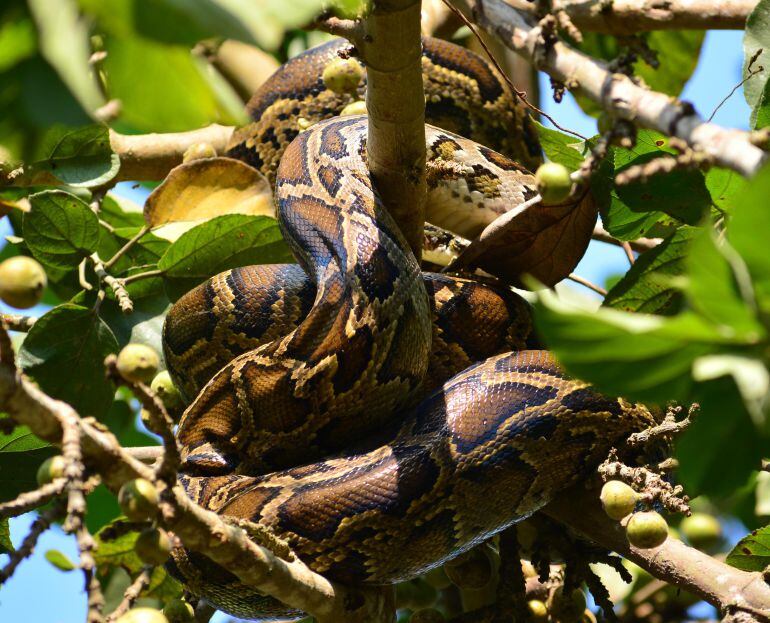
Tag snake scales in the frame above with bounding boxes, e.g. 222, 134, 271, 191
163, 37, 655, 620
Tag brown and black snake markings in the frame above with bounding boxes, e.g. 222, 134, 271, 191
163, 38, 655, 621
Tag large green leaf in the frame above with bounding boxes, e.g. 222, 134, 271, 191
743, 0, 770, 127
158, 214, 291, 297
18, 304, 119, 418
533, 290, 727, 404
596, 132, 711, 240
31, 125, 120, 188
24, 190, 101, 268
27, 0, 104, 113
728, 163, 770, 315
603, 227, 694, 315
0, 425, 49, 452
727, 524, 770, 572
533, 122, 593, 171
575, 31, 704, 116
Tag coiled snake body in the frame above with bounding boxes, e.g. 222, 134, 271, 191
164, 38, 654, 620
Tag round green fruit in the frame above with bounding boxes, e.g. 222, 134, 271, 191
600, 480, 638, 520
409, 608, 446, 623
150, 371, 183, 410
626, 511, 669, 549
135, 527, 172, 566
116, 344, 160, 384
548, 587, 587, 623
0, 256, 47, 309
37, 455, 67, 486
680, 513, 722, 550
162, 598, 195, 623
115, 608, 169, 623
535, 162, 572, 204
118, 478, 160, 522
182, 142, 217, 162
322, 57, 364, 95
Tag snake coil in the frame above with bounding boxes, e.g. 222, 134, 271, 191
163, 38, 655, 620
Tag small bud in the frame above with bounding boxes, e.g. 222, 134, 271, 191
527, 599, 548, 622
115, 608, 169, 623
150, 371, 183, 410
680, 513, 722, 550
340, 100, 367, 116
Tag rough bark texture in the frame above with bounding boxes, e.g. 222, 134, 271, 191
471, 0, 767, 177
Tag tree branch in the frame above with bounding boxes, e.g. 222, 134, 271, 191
360, 0, 427, 258
505, 0, 756, 34
470, 0, 767, 177
544, 484, 770, 621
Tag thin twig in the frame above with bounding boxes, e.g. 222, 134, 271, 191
440, 0, 588, 140
103, 225, 151, 271
1, 313, 37, 332
567, 273, 607, 296
122, 269, 163, 286
91, 254, 133, 314
0, 501, 65, 585
0, 478, 67, 518
621, 241, 635, 265
106, 567, 153, 622
592, 223, 660, 252
708, 49, 763, 122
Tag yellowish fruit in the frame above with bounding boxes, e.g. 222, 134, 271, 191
162, 599, 195, 623
0, 256, 47, 309
548, 587, 587, 622
680, 513, 722, 550
150, 371, 183, 410
527, 599, 548, 622
115, 608, 169, 623
118, 478, 160, 522
535, 162, 572, 204
37, 455, 67, 486
600, 480, 638, 520
322, 57, 364, 95
116, 344, 160, 384
134, 527, 172, 566
182, 142, 217, 162
340, 100, 367, 116
626, 511, 669, 549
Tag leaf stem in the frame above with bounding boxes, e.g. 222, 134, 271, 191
103, 225, 151, 271
121, 269, 163, 286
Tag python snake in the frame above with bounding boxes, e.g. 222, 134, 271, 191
163, 37, 655, 620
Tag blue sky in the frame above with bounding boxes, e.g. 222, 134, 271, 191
0, 29, 752, 623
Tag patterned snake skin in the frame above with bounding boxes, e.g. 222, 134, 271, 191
163, 38, 654, 620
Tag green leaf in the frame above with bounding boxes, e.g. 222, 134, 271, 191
533, 121, 592, 171
597, 131, 711, 240
686, 228, 765, 340
603, 227, 695, 315
0, 518, 11, 554
94, 518, 183, 600
24, 190, 100, 268
533, 290, 732, 404
705, 167, 746, 213
0, 11, 36, 73
727, 525, 770, 572
100, 294, 170, 353
0, 425, 49, 452
575, 32, 704, 116
158, 214, 291, 296
27, 0, 104, 113
45, 549, 77, 572
100, 195, 146, 229
743, 0, 770, 127
0, 447, 55, 503
728, 163, 770, 315
32, 125, 120, 188
101, 35, 235, 133
18, 304, 119, 418
97, 227, 169, 300
677, 377, 765, 497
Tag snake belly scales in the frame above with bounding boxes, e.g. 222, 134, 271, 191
163, 37, 655, 620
